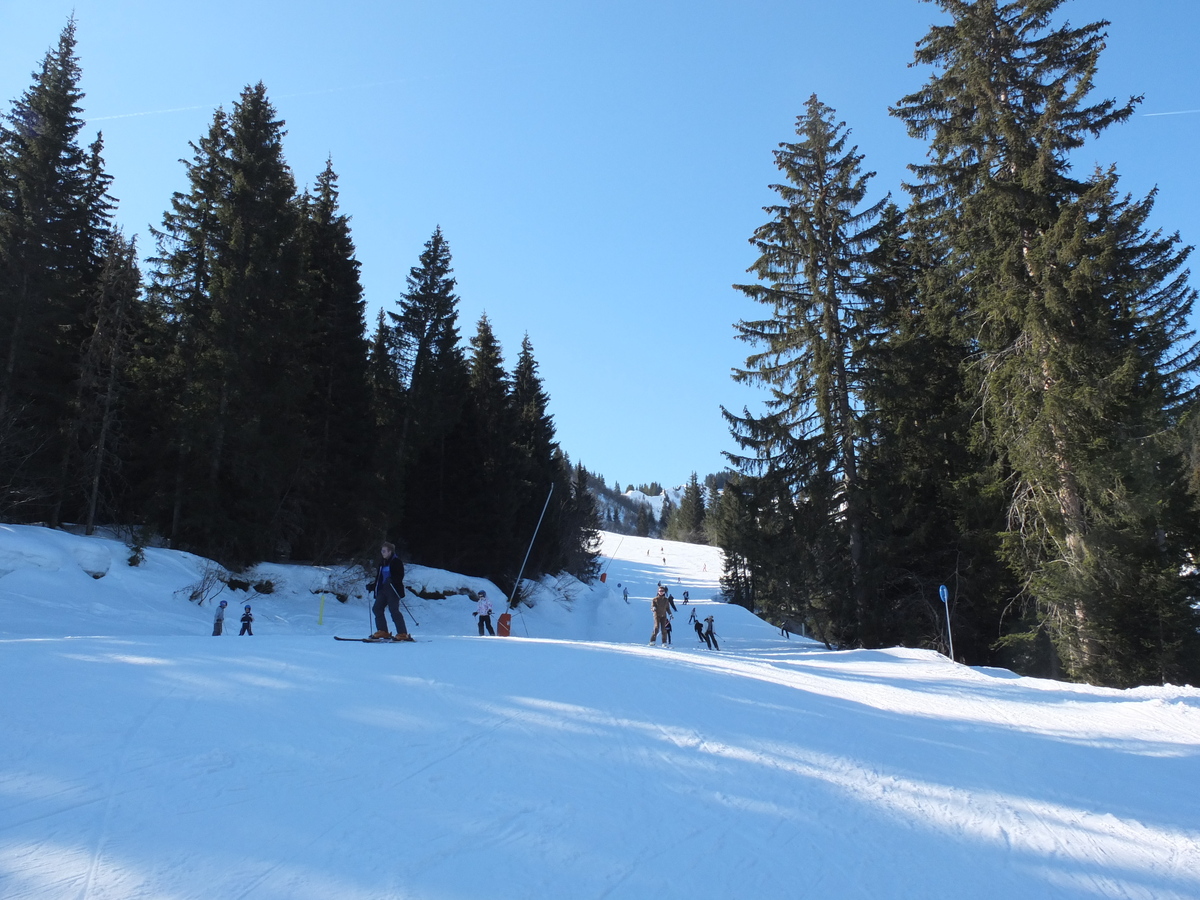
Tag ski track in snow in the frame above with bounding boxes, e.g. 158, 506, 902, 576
0, 525, 1199, 898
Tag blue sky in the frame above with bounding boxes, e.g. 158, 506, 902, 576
3, 0, 1198, 491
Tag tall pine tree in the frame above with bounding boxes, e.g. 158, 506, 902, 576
149, 84, 310, 563
726, 95, 888, 645
390, 228, 469, 564
511, 334, 570, 575
293, 160, 372, 559
893, 0, 1200, 685
0, 19, 114, 519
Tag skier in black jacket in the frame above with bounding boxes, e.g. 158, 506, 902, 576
367, 542, 412, 641
690, 608, 710, 649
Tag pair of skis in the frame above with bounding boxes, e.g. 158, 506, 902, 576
334, 635, 418, 643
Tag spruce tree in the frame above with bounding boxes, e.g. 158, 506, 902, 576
0, 19, 114, 518
558, 461, 601, 581
149, 84, 309, 563
76, 231, 142, 534
854, 205, 1015, 660
391, 226, 462, 463
294, 160, 372, 558
391, 228, 469, 564
893, 0, 1200, 684
727, 94, 888, 644
147, 108, 230, 541
667, 472, 707, 543
510, 334, 567, 574
453, 313, 519, 575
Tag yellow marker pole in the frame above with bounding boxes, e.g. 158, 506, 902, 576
318, 592, 326, 626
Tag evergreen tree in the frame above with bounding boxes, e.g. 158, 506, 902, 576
149, 84, 309, 563
511, 334, 569, 574
893, 0, 1200, 684
391, 228, 469, 564
451, 313, 519, 575
391, 226, 462, 462
726, 94, 888, 644
0, 19, 114, 519
294, 160, 372, 559
75, 231, 142, 534
557, 461, 600, 581
147, 108, 230, 541
855, 205, 1014, 661
365, 308, 404, 536
666, 472, 707, 543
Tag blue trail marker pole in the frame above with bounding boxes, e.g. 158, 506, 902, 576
939, 583, 955, 661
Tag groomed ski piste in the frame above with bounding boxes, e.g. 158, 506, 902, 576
2, 523, 1199, 899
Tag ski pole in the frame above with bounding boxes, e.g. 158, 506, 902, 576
392, 583, 419, 627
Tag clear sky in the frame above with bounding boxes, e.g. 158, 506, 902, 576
3, 1, 1198, 491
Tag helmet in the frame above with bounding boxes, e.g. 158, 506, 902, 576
244, 605, 251, 610
219, 600, 227, 607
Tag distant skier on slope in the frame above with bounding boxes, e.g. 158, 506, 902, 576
704, 615, 719, 651
239, 604, 254, 636
474, 590, 495, 636
690, 608, 710, 649
366, 542, 413, 641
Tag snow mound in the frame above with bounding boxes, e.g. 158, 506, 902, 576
69, 541, 111, 579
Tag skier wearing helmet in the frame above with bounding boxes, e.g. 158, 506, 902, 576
212, 599, 228, 636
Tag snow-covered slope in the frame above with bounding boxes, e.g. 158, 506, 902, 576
2, 524, 1199, 899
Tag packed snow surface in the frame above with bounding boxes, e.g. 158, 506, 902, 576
2, 523, 1199, 898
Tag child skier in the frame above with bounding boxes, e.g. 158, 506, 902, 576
212, 599, 228, 636
474, 590, 495, 636
239, 604, 253, 636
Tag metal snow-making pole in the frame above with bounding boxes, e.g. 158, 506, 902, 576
939, 583, 955, 661
509, 482, 555, 637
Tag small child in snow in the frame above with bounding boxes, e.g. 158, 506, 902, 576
239, 604, 253, 636
474, 590, 495, 636
212, 599, 228, 636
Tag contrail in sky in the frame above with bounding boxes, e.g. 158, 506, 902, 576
1142, 109, 1200, 117
86, 81, 401, 122
89, 104, 210, 122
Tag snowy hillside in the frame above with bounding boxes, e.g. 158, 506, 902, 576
2, 524, 1199, 899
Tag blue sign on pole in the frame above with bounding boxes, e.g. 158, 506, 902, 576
938, 584, 954, 661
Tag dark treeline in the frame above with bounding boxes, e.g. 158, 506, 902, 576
0, 21, 599, 588
715, 0, 1200, 687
